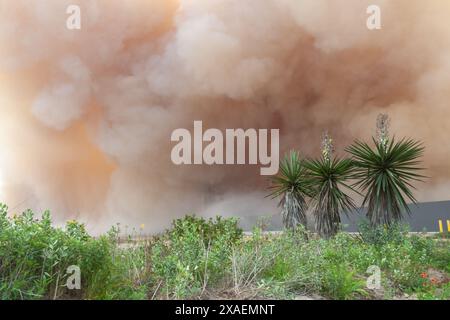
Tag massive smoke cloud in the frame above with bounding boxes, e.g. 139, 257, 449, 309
1, 0, 450, 233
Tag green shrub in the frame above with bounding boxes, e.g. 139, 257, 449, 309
0, 204, 147, 300
358, 220, 408, 246
320, 263, 366, 300
431, 245, 450, 274
418, 282, 450, 300
170, 215, 242, 247
150, 215, 242, 299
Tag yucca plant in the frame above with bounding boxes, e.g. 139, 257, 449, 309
305, 133, 357, 238
268, 150, 312, 230
346, 114, 425, 227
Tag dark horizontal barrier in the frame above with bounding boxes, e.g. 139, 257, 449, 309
1, 300, 448, 319
237, 200, 450, 233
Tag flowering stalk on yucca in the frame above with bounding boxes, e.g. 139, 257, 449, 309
346, 114, 426, 227
305, 132, 357, 238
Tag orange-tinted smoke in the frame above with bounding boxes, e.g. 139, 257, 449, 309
1, 0, 450, 232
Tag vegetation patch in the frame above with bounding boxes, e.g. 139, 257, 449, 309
0, 210, 448, 300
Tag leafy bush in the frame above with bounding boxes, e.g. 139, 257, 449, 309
320, 263, 366, 300
150, 215, 242, 299
429, 242, 450, 273
170, 215, 242, 247
418, 282, 450, 300
0, 204, 147, 300
358, 220, 409, 246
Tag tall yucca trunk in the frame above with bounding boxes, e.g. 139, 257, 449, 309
281, 189, 308, 230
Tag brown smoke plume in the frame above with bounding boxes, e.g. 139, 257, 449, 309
1, 0, 450, 233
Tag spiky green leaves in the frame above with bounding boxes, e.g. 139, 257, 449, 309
268, 122, 425, 236
268, 151, 312, 229
269, 150, 357, 236
347, 137, 425, 226
305, 157, 357, 238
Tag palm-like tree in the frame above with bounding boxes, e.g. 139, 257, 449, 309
346, 114, 425, 226
268, 150, 312, 230
305, 133, 356, 238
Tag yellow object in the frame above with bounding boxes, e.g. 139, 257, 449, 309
438, 220, 443, 233
140, 224, 145, 230
447, 220, 450, 232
